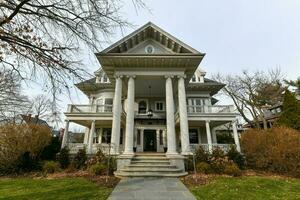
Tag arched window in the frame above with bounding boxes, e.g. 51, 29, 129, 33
138, 100, 147, 114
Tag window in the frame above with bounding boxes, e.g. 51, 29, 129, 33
102, 128, 111, 144
145, 45, 155, 54
155, 101, 164, 111
96, 98, 103, 105
138, 100, 147, 114
191, 75, 196, 82
93, 128, 101, 143
102, 75, 108, 83
189, 129, 199, 144
104, 98, 113, 112
188, 98, 206, 113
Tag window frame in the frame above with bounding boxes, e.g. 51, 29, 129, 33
154, 101, 165, 112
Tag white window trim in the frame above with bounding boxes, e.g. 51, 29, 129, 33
154, 101, 165, 111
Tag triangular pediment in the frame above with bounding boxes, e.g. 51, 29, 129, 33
100, 22, 202, 54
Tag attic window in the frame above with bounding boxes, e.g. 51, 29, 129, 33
145, 45, 154, 54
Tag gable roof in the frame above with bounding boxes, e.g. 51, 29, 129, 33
100, 22, 204, 55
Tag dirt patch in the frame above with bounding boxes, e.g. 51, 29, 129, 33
181, 173, 213, 187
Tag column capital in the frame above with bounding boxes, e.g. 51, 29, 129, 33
231, 120, 237, 124
164, 75, 174, 79
205, 120, 210, 123
177, 75, 186, 79
114, 75, 123, 79
65, 119, 69, 122
126, 75, 136, 79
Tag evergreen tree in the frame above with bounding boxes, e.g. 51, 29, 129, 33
276, 90, 300, 130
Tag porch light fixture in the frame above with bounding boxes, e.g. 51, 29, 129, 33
147, 86, 153, 118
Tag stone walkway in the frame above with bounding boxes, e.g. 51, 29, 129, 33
107, 177, 196, 200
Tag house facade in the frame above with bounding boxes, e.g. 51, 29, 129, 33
61, 22, 241, 176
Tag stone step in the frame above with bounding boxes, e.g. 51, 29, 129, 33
126, 164, 177, 168
130, 160, 170, 165
132, 156, 169, 160
121, 167, 182, 173
135, 153, 166, 156
114, 171, 188, 177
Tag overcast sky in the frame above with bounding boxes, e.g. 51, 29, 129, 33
24, 0, 300, 129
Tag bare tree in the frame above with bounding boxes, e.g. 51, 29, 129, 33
0, 68, 30, 121
27, 94, 62, 127
213, 69, 285, 129
0, 0, 146, 101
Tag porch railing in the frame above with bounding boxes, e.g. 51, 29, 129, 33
67, 104, 113, 113
190, 143, 235, 153
187, 105, 234, 114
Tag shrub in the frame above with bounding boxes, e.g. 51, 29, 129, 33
72, 149, 87, 169
0, 124, 52, 173
209, 157, 231, 174
86, 149, 106, 167
40, 137, 61, 161
224, 162, 242, 177
211, 147, 226, 160
241, 127, 300, 177
226, 145, 246, 169
196, 162, 210, 174
89, 163, 107, 176
58, 147, 70, 169
185, 156, 195, 172
43, 161, 60, 174
194, 146, 210, 163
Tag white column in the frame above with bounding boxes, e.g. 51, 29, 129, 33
205, 120, 212, 152
156, 129, 160, 152
110, 76, 123, 154
163, 129, 167, 148
87, 120, 96, 154
165, 76, 177, 155
178, 76, 191, 155
212, 127, 217, 143
232, 121, 241, 152
61, 120, 69, 149
83, 127, 90, 145
124, 76, 135, 155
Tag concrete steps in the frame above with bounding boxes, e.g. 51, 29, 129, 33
115, 154, 187, 177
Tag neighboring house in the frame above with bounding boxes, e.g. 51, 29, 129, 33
61, 22, 240, 176
0, 114, 50, 127
0, 114, 61, 137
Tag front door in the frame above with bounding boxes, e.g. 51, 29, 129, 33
144, 130, 157, 152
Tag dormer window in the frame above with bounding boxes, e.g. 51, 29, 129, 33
191, 75, 196, 82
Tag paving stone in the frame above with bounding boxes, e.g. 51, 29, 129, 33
107, 177, 196, 200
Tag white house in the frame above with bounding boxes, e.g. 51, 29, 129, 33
61, 22, 240, 177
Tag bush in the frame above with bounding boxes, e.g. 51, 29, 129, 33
211, 147, 226, 160
241, 127, 300, 177
72, 149, 87, 169
86, 149, 106, 167
89, 163, 107, 176
194, 146, 210, 163
40, 137, 61, 161
185, 156, 195, 172
209, 157, 231, 174
224, 162, 242, 177
0, 124, 52, 173
43, 161, 60, 174
196, 162, 210, 174
58, 147, 70, 169
226, 145, 246, 169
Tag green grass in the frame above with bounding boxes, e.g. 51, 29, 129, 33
190, 176, 300, 200
0, 177, 113, 200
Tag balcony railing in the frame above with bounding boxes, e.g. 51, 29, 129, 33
190, 143, 235, 153
187, 105, 234, 114
67, 104, 113, 113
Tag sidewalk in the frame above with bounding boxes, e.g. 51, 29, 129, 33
107, 177, 196, 200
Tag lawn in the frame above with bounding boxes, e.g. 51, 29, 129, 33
189, 176, 300, 200
0, 177, 113, 200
